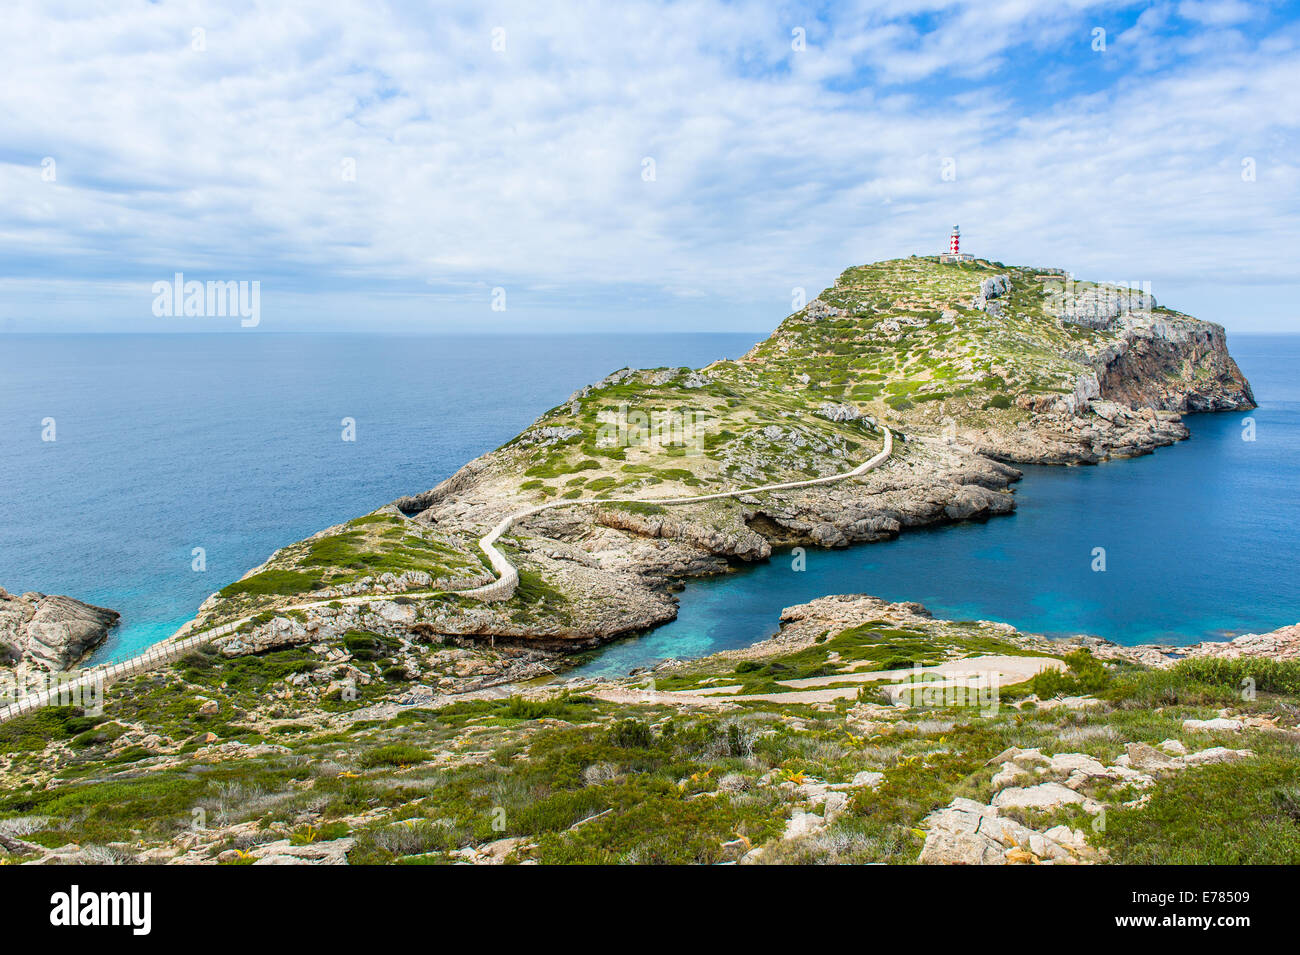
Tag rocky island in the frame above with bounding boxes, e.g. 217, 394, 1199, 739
2, 255, 1291, 868
176, 256, 1252, 657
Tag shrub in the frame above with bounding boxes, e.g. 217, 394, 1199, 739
343, 630, 400, 661
1095, 758, 1300, 863
1026, 650, 1110, 698
708, 720, 756, 759
0, 707, 101, 753
1175, 657, 1300, 697
359, 744, 430, 768
502, 695, 572, 720
607, 719, 653, 749
218, 569, 320, 597
1108, 666, 1236, 708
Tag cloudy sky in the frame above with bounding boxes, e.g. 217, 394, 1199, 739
3, 0, 1298, 333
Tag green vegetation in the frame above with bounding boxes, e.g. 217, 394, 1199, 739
1096, 758, 1300, 863
2, 606, 1297, 866
0, 706, 101, 754
1022, 650, 1111, 698
219, 569, 320, 598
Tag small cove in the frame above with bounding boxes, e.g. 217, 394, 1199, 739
572, 337, 1300, 677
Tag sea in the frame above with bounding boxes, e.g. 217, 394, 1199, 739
1, 332, 1297, 676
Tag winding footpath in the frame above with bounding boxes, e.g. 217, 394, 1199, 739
465, 425, 893, 599
0, 426, 894, 723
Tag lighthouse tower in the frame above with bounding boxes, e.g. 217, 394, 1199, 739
940, 224, 972, 263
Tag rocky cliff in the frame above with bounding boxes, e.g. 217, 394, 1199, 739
0, 587, 119, 671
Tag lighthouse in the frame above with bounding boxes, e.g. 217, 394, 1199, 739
940, 224, 972, 263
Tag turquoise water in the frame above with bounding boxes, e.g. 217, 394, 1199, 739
1, 332, 1296, 673
573, 336, 1300, 676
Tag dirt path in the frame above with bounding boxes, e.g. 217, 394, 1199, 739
587, 653, 1064, 708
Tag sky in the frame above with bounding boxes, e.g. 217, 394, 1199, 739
2, 0, 1298, 334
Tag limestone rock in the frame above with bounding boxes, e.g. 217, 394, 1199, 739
850, 771, 884, 789
782, 809, 824, 841
918, 797, 1091, 866
0, 588, 119, 671
1180, 746, 1253, 767
1182, 717, 1243, 733
249, 837, 354, 865
1125, 742, 1182, 772
816, 402, 864, 423
992, 782, 1094, 812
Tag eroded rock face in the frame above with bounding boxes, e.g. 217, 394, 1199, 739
965, 310, 1253, 466
973, 274, 1012, 310
0, 587, 120, 671
968, 405, 1189, 464
816, 401, 865, 423
1095, 314, 1255, 413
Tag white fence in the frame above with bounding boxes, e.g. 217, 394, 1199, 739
0, 620, 241, 724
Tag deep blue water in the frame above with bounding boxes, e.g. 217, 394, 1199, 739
572, 335, 1300, 676
0, 333, 760, 662
1, 333, 1297, 674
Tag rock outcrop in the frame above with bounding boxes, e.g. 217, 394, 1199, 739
0, 587, 119, 671
967, 311, 1253, 465
1084, 620, 1300, 668
918, 739, 1255, 865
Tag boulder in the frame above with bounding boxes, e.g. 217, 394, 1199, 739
816, 402, 864, 423
1180, 747, 1253, 767
782, 809, 824, 841
917, 797, 1087, 866
0, 589, 119, 671
850, 771, 884, 790
1182, 718, 1243, 733
1124, 742, 1182, 772
249, 837, 354, 865
991, 782, 1092, 812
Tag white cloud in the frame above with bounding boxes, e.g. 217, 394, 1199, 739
0, 0, 1297, 332
1177, 1, 1259, 26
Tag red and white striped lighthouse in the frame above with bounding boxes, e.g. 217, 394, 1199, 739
949, 225, 960, 255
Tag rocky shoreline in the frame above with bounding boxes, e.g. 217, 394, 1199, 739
0, 587, 119, 673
